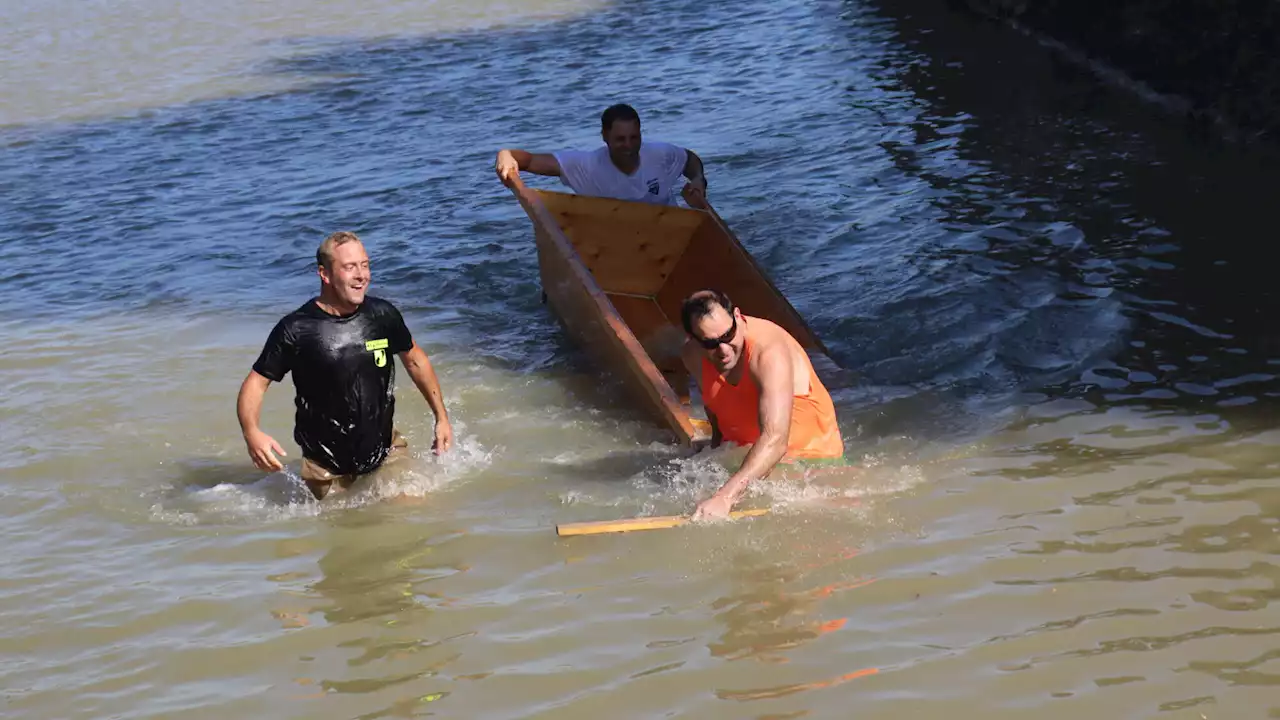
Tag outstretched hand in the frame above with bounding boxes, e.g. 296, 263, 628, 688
244, 428, 286, 472
432, 417, 454, 454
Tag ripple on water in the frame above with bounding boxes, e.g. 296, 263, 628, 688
4, 0, 1280, 717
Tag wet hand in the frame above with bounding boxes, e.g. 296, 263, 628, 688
244, 429, 286, 472
495, 151, 519, 187
432, 418, 454, 454
692, 493, 734, 522
681, 182, 708, 209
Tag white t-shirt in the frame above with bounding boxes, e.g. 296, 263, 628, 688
553, 141, 689, 205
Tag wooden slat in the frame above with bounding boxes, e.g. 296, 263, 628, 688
702, 203, 830, 356
557, 508, 770, 536
539, 191, 706, 233
605, 293, 683, 370
508, 182, 705, 444
605, 293, 693, 404
655, 218, 827, 355
558, 216, 691, 296
541, 191, 702, 298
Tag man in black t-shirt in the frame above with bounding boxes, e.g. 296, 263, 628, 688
236, 231, 454, 500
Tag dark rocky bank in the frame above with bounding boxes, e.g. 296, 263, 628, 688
955, 0, 1280, 145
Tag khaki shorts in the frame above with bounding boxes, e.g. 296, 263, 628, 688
301, 429, 409, 499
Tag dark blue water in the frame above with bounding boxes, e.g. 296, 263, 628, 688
2, 0, 1277, 447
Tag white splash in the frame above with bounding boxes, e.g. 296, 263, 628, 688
148, 421, 492, 524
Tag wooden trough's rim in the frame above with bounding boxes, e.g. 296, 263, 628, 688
516, 186, 832, 359
694, 200, 832, 358
506, 178, 704, 444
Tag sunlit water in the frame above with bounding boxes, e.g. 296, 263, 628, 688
2, 0, 1278, 717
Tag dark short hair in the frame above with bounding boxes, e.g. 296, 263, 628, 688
601, 103, 641, 133
681, 289, 734, 335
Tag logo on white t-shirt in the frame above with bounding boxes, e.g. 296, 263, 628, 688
553, 142, 689, 205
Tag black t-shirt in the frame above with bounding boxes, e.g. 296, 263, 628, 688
253, 296, 413, 475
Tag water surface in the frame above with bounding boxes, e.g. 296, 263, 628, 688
2, 0, 1278, 717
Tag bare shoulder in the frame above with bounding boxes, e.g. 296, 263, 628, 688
746, 318, 799, 375
745, 315, 787, 337
745, 316, 789, 353
747, 329, 792, 373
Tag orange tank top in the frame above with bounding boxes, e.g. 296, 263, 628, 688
700, 334, 844, 459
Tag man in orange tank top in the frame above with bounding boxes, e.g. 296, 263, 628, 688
679, 289, 845, 520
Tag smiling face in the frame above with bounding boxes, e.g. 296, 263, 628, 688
603, 118, 641, 171
319, 239, 370, 308
690, 303, 746, 372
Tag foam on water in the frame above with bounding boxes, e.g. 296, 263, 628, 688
554, 441, 934, 524
147, 421, 494, 525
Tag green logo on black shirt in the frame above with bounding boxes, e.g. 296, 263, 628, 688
365, 338, 389, 367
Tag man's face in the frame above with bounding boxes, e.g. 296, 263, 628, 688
690, 305, 744, 372
603, 119, 641, 168
320, 241, 370, 307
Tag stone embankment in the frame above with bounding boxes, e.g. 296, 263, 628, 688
956, 0, 1280, 144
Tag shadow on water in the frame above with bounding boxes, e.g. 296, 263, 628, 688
843, 0, 1280, 427
166, 456, 272, 490
536, 446, 686, 485
150, 457, 319, 520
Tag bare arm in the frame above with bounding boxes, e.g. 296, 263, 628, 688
680, 149, 708, 208
236, 369, 270, 435
683, 149, 706, 190
399, 342, 454, 452
496, 148, 562, 186
693, 344, 793, 518
237, 370, 287, 471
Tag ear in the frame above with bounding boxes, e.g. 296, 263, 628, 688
317, 264, 329, 285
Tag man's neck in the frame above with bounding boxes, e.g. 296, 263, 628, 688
724, 355, 747, 384
723, 326, 750, 384
610, 155, 639, 175
316, 292, 359, 317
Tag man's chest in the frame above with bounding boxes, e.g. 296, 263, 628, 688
587, 165, 670, 199
296, 321, 393, 371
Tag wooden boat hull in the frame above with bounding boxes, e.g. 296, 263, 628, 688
508, 183, 827, 446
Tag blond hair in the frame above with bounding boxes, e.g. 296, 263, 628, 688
316, 231, 362, 269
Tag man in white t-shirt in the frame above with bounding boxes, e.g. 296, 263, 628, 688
495, 104, 708, 208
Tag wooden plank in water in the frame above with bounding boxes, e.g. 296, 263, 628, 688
556, 508, 770, 536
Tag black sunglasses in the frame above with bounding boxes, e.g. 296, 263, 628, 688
694, 314, 737, 350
